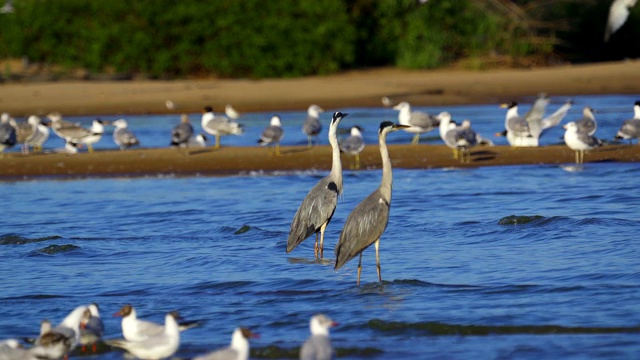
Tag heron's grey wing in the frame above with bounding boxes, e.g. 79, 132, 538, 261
193, 348, 238, 360
303, 116, 322, 136
577, 132, 602, 147
409, 111, 438, 130
172, 123, 194, 144
335, 189, 389, 270
506, 115, 530, 136
300, 335, 334, 360
619, 119, 640, 137
339, 135, 364, 154
541, 101, 572, 132
261, 126, 283, 142
287, 177, 339, 253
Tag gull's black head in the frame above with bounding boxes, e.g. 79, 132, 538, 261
635, 101, 640, 107
204, 106, 213, 113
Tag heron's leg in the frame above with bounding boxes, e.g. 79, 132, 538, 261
411, 134, 420, 145
357, 253, 363, 286
313, 232, 319, 259
318, 222, 328, 258
375, 239, 382, 282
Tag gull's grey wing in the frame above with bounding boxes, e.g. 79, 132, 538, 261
303, 116, 322, 136
300, 335, 334, 360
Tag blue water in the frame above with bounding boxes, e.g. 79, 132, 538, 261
1, 95, 640, 359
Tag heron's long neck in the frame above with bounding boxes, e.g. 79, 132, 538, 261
328, 126, 343, 194
379, 132, 392, 201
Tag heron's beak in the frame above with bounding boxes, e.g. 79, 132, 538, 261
499, 103, 508, 109
394, 124, 411, 130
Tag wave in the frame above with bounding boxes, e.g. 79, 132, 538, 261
0, 234, 61, 245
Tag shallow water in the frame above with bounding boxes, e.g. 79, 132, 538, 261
1, 95, 640, 359
1, 161, 640, 359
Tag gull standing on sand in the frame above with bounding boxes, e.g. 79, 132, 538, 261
392, 101, 439, 144
288, 112, 348, 259
201, 106, 244, 149
615, 100, 640, 143
112, 119, 139, 150
454, 120, 482, 164
334, 122, 409, 285
10, 115, 45, 155
437, 112, 461, 159
258, 115, 284, 156
107, 312, 180, 360
499, 102, 534, 147
605, 0, 638, 42
574, 106, 598, 135
192, 328, 258, 360
339, 126, 365, 169
26, 116, 50, 153
80, 119, 106, 152
31, 305, 88, 360
563, 121, 603, 164
0, 113, 17, 154
170, 114, 194, 147
302, 104, 325, 147
113, 304, 199, 342
300, 314, 338, 360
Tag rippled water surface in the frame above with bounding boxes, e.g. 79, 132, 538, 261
1, 95, 640, 359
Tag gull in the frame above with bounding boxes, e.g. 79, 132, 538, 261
10, 115, 43, 155
47, 112, 87, 143
114, 304, 199, 342
575, 106, 597, 135
80, 119, 107, 152
80, 303, 104, 352
0, 113, 17, 155
339, 126, 365, 169
334, 122, 410, 285
170, 114, 194, 147
605, 0, 638, 42
201, 106, 244, 149
499, 102, 533, 147
0, 339, 39, 360
300, 314, 338, 360
381, 96, 393, 107
302, 104, 325, 147
192, 327, 258, 360
454, 120, 481, 164
26, 116, 50, 153
615, 100, 640, 143
112, 119, 140, 150
225, 104, 241, 120
165, 100, 176, 110
107, 312, 180, 360
188, 133, 209, 148
0, 0, 14, 14
31, 305, 88, 360
258, 115, 284, 156
288, 112, 347, 259
437, 111, 460, 159
498, 97, 572, 146
563, 121, 603, 164
392, 101, 439, 144
64, 141, 80, 155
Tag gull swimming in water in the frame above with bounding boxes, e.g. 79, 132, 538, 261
258, 115, 284, 156
615, 100, 640, 143
79, 303, 104, 352
225, 104, 241, 120
201, 106, 244, 149
113, 304, 199, 342
170, 114, 194, 147
392, 101, 439, 144
339, 126, 365, 169
605, 0, 638, 42
300, 314, 338, 360
192, 327, 258, 360
563, 121, 603, 164
302, 104, 325, 147
575, 106, 598, 135
112, 119, 139, 150
288, 112, 347, 259
107, 312, 180, 360
0, 338, 39, 360
334, 122, 410, 285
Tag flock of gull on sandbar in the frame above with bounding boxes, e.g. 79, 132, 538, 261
1, 96, 639, 360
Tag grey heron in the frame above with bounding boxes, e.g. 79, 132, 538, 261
334, 121, 409, 285
112, 119, 140, 150
302, 104, 325, 147
563, 121, 602, 164
192, 328, 258, 360
171, 114, 194, 147
300, 314, 338, 360
615, 101, 640, 143
201, 106, 243, 149
287, 112, 348, 259
392, 101, 439, 144
339, 126, 365, 169
258, 115, 284, 156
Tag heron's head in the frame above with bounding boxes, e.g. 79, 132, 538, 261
634, 100, 640, 107
500, 101, 517, 109
203, 106, 213, 113
331, 112, 348, 125
379, 121, 409, 135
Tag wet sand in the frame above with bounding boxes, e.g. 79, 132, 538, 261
1, 60, 639, 178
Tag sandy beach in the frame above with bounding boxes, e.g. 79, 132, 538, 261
1, 60, 639, 178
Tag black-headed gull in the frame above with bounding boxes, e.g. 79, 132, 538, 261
31, 305, 88, 359
107, 312, 180, 360
192, 327, 258, 360
114, 304, 199, 342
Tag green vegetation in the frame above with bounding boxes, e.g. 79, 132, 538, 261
0, 0, 637, 79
